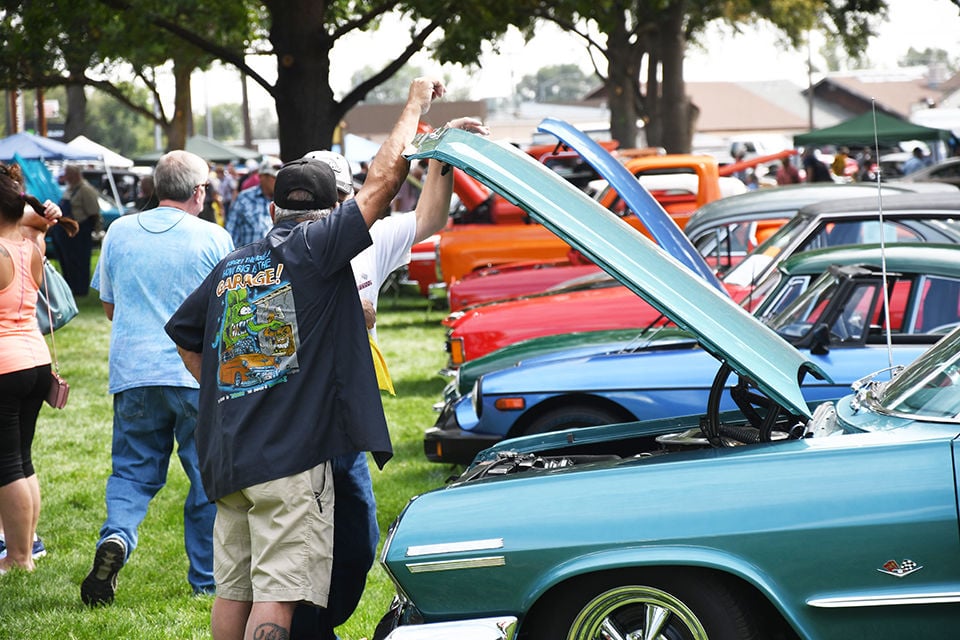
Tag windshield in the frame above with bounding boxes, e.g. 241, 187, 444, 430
875, 327, 960, 420
693, 218, 790, 275
722, 216, 807, 287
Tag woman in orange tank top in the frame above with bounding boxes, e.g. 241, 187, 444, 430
0, 162, 70, 573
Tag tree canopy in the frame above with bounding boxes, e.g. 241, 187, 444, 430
516, 64, 594, 103
3, 0, 958, 158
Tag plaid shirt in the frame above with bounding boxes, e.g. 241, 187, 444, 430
226, 185, 271, 248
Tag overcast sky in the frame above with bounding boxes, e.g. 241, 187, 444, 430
190, 0, 960, 114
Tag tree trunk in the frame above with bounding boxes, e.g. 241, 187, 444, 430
168, 60, 193, 150
241, 72, 253, 149
268, 0, 339, 161
605, 17, 642, 149
64, 65, 87, 141
657, 0, 693, 153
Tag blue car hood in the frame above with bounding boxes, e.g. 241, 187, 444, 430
536, 118, 724, 293
409, 128, 827, 418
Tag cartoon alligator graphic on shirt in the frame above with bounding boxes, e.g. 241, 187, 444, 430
216, 288, 294, 387
219, 288, 287, 353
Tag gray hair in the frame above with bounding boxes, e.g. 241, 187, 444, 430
154, 150, 209, 202
273, 206, 332, 224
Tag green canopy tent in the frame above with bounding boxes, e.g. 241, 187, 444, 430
793, 111, 954, 148
134, 135, 260, 165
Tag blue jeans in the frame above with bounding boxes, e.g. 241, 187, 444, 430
97, 386, 215, 593
290, 451, 379, 639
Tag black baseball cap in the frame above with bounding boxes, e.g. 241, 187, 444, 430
274, 159, 338, 211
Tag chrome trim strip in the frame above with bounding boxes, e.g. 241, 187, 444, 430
406, 556, 506, 573
808, 592, 960, 608
406, 538, 504, 557
384, 616, 517, 640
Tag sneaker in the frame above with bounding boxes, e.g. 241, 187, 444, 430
80, 537, 126, 607
0, 536, 45, 560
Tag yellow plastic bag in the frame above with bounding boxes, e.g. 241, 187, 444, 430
370, 335, 395, 395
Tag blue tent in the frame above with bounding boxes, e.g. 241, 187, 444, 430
0, 132, 97, 162
14, 152, 63, 203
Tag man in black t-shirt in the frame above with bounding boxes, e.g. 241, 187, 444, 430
166, 76, 447, 640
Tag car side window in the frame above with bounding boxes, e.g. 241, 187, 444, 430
913, 275, 960, 333
803, 220, 923, 251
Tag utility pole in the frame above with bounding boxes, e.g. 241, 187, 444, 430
806, 30, 814, 130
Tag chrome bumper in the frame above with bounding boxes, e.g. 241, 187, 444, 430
384, 616, 518, 640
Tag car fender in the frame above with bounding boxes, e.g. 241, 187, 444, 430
519, 543, 813, 640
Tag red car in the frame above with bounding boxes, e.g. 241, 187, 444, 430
444, 192, 960, 368
447, 251, 601, 312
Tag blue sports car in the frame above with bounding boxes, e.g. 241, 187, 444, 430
425, 242, 960, 464
375, 126, 960, 640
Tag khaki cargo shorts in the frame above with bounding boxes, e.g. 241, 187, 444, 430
213, 461, 334, 605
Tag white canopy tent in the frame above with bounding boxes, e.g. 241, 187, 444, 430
66, 135, 134, 168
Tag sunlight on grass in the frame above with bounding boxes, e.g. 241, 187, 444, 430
1, 286, 458, 640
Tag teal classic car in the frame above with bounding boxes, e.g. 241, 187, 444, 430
374, 128, 960, 639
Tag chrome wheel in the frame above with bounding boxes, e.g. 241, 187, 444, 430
566, 585, 708, 640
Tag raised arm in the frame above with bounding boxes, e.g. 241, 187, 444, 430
413, 117, 490, 243
19, 199, 68, 253
354, 77, 445, 228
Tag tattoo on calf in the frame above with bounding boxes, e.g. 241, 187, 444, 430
253, 622, 289, 640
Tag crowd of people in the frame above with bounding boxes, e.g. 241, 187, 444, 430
764, 143, 936, 187
0, 76, 488, 640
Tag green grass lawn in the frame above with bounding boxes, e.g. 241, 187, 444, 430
0, 281, 459, 640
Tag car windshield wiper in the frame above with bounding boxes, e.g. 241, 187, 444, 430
619, 316, 684, 353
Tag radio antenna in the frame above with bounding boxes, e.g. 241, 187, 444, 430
870, 100, 895, 374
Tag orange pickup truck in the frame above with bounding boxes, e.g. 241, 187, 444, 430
433, 154, 742, 291
405, 141, 620, 295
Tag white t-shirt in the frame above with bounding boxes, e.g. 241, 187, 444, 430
351, 211, 417, 341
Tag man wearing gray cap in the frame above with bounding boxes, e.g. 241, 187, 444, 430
225, 155, 282, 248
166, 76, 446, 640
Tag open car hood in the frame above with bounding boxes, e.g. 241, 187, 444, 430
536, 118, 725, 293
409, 128, 827, 418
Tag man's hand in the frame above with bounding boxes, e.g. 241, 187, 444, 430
446, 117, 490, 136
408, 77, 445, 115
361, 299, 377, 330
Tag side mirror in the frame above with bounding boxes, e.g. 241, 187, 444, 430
810, 323, 830, 356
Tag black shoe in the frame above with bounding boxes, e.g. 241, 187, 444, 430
80, 538, 126, 606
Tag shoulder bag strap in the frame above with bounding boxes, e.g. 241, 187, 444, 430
35, 246, 60, 374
